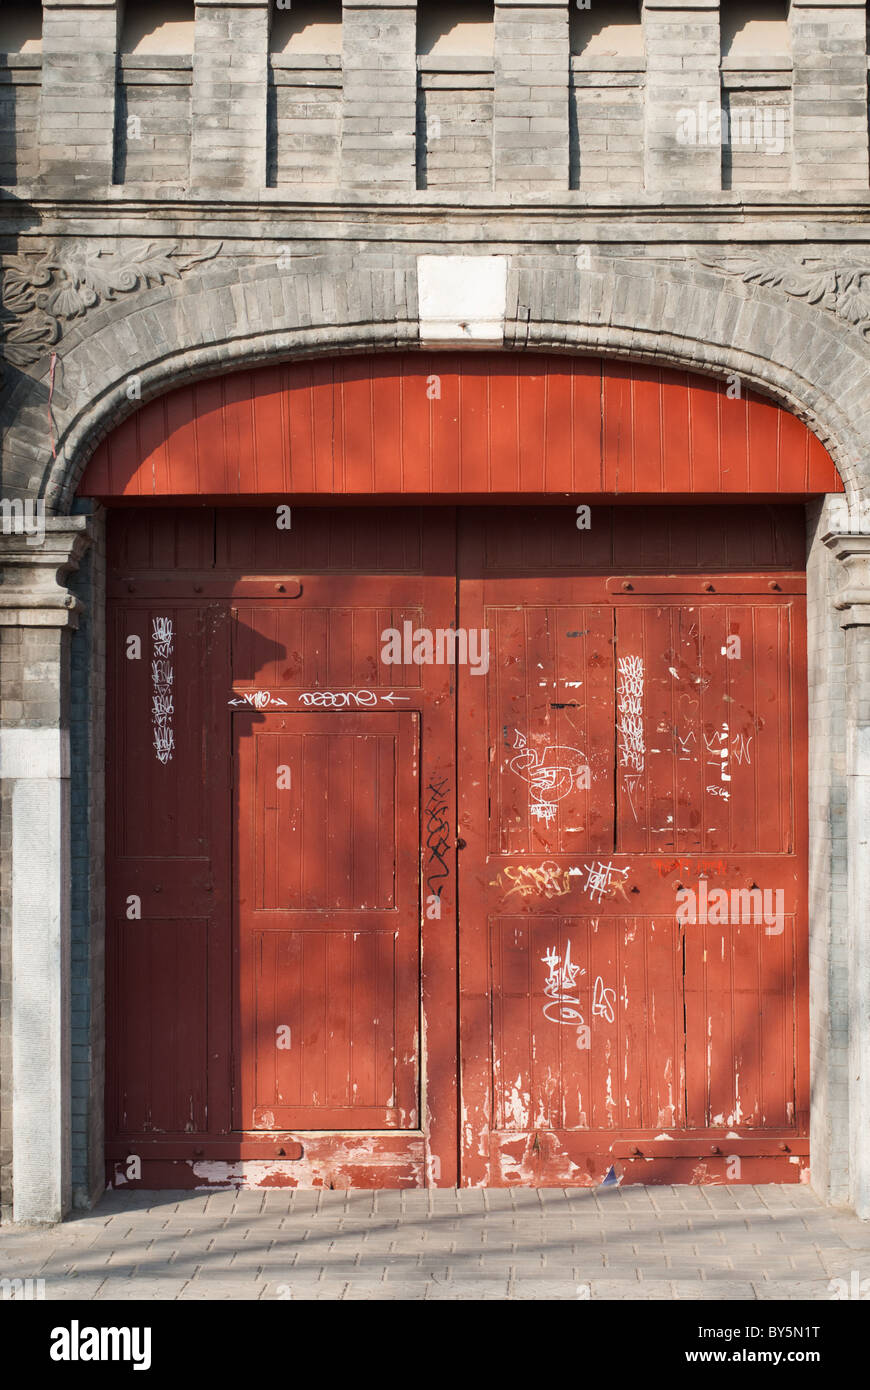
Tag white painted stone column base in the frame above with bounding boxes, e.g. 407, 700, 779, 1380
0, 518, 92, 1223
3, 731, 71, 1223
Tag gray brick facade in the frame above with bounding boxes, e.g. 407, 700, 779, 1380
494, 1, 570, 188
37, 0, 119, 190
342, 1, 417, 188
791, 0, 869, 192
191, 0, 270, 189
2, 0, 870, 1223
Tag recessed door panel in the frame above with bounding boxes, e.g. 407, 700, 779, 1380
234, 711, 421, 1131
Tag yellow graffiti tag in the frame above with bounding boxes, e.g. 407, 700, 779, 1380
489, 861, 575, 900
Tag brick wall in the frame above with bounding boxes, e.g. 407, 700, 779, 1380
493, 1, 569, 190
570, 58, 646, 192
0, 57, 41, 186
341, 1, 417, 189
790, 0, 869, 193
21, 2, 870, 196
268, 55, 342, 188
114, 57, 192, 189
68, 505, 106, 1209
644, 0, 721, 192
416, 57, 494, 190
721, 80, 792, 189
37, 0, 119, 190
190, 0, 269, 190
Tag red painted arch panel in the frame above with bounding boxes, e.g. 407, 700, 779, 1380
79, 353, 843, 499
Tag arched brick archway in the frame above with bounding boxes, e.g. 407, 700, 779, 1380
54, 345, 856, 1202
0, 255, 867, 509
3, 255, 870, 1218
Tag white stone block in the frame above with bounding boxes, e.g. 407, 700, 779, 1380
417, 254, 508, 343
0, 727, 70, 780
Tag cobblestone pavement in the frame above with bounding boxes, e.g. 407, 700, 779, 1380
1, 1185, 869, 1301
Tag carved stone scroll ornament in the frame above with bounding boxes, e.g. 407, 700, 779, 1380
1, 241, 222, 369
699, 251, 870, 342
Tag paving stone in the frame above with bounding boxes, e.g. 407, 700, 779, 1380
92, 1280, 191, 1299
591, 1279, 676, 1299
45, 1279, 109, 1300
750, 1279, 836, 1301
672, 1282, 758, 1300
1, 1185, 868, 1300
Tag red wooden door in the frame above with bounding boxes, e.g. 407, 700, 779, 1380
234, 711, 421, 1130
105, 506, 456, 1189
457, 508, 809, 1186
105, 502, 809, 1189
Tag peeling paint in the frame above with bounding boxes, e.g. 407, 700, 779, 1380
185, 1140, 425, 1190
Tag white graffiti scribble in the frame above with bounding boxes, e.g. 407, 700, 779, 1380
541, 942, 587, 1035
677, 729, 697, 762
617, 656, 645, 771
582, 859, 630, 905
509, 730, 588, 826
151, 617, 174, 765
592, 976, 617, 1024
298, 690, 378, 709
153, 724, 174, 763
617, 655, 645, 818
151, 615, 173, 659
705, 722, 732, 784
731, 732, 753, 766
228, 691, 288, 709
544, 940, 581, 996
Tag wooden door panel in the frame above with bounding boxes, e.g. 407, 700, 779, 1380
235, 711, 420, 1131
105, 502, 808, 1189
490, 914, 684, 1134
250, 728, 398, 911
458, 508, 808, 1186
231, 600, 426, 694
613, 603, 795, 855
249, 928, 401, 1128
112, 919, 209, 1135
106, 505, 457, 1187
485, 604, 615, 857
111, 605, 213, 860
106, 601, 232, 1143
684, 913, 800, 1130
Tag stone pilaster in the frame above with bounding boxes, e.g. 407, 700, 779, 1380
825, 528, 870, 1221
191, 0, 270, 190
642, 0, 721, 193
37, 0, 120, 191
341, 0, 417, 189
493, 0, 570, 191
0, 517, 93, 1223
790, 0, 869, 193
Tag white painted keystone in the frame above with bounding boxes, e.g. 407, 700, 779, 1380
417, 256, 508, 344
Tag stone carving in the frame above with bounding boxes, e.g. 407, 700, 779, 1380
700, 252, 870, 341
1, 241, 222, 368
